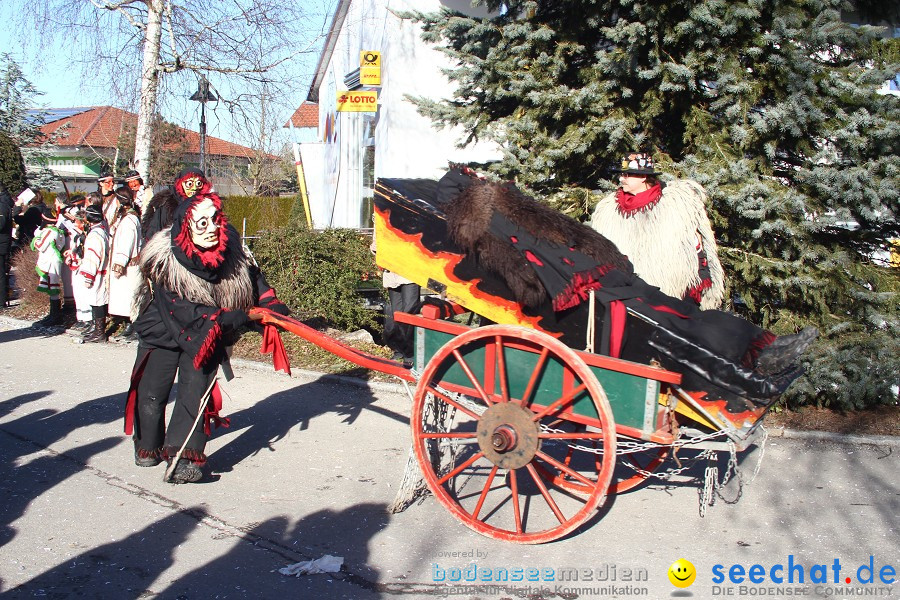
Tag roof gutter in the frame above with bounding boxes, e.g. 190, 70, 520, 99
307, 0, 352, 103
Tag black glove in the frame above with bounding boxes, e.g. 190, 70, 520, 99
266, 301, 290, 316
218, 309, 250, 333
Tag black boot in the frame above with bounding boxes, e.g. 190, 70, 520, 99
167, 458, 203, 483
134, 447, 162, 467
756, 327, 818, 375
35, 298, 63, 327
114, 319, 135, 340
79, 319, 96, 339
83, 316, 108, 343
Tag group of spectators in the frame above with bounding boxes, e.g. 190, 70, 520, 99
1, 170, 149, 343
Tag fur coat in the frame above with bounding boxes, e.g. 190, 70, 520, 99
590, 179, 725, 309
133, 224, 257, 369
136, 225, 255, 316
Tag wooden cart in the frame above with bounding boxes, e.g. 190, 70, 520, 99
252, 175, 774, 544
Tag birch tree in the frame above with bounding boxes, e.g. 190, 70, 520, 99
15, 0, 333, 184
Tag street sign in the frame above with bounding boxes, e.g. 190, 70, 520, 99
337, 90, 378, 112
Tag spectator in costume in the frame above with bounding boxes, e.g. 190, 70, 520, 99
108, 193, 142, 341
55, 195, 83, 316
97, 172, 121, 235
30, 210, 67, 326
590, 153, 725, 309
78, 204, 111, 343
12, 188, 44, 254
124, 168, 290, 483
124, 170, 148, 212
64, 204, 92, 330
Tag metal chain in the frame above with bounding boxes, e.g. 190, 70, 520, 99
412, 375, 767, 501
699, 425, 769, 516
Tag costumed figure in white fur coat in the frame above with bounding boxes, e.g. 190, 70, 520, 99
590, 153, 725, 310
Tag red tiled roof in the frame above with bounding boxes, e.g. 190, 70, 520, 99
40, 106, 258, 159
285, 102, 318, 128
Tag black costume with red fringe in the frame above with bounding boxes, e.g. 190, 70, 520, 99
124, 190, 288, 466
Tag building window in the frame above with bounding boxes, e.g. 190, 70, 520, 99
360, 114, 376, 228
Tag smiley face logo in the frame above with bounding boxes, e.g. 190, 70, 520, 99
668, 559, 696, 588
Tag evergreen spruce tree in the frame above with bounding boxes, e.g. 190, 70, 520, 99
0, 131, 27, 195
408, 0, 899, 408
0, 53, 58, 190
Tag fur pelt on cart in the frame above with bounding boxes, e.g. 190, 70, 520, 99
444, 173, 631, 312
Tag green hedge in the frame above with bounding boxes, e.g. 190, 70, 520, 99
223, 195, 295, 237
249, 226, 379, 331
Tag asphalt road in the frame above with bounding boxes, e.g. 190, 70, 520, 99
1, 318, 897, 600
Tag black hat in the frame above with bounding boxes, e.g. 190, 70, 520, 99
612, 153, 660, 176
85, 204, 104, 223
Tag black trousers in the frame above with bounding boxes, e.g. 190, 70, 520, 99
384, 282, 420, 360
132, 346, 217, 462
0, 251, 7, 306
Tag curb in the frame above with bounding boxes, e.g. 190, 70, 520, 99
764, 426, 900, 447
2, 315, 896, 447
227, 355, 411, 397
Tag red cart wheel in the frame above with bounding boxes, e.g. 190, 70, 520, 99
411, 325, 616, 544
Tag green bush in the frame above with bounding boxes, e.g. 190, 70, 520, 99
223, 195, 295, 237
249, 226, 379, 331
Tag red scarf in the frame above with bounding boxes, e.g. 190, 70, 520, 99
615, 183, 662, 216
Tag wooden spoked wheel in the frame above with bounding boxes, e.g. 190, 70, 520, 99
411, 325, 616, 544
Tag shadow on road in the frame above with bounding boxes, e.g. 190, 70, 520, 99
0, 324, 67, 345
0, 392, 127, 552
158, 502, 390, 598
208, 374, 403, 475
8, 508, 205, 597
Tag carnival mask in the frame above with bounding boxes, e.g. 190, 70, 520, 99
180, 176, 204, 198
188, 198, 220, 249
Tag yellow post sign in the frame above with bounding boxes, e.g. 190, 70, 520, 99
336, 90, 378, 112
360, 50, 381, 86
360, 51, 380, 67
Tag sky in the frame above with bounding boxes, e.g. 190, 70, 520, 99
0, 0, 337, 148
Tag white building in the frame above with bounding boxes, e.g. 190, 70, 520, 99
300, 0, 501, 229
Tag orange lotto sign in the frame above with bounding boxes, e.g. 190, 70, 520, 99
337, 90, 378, 112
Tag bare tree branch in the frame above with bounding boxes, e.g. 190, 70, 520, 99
12, 0, 335, 187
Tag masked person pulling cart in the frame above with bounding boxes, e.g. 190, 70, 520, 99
124, 169, 289, 483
